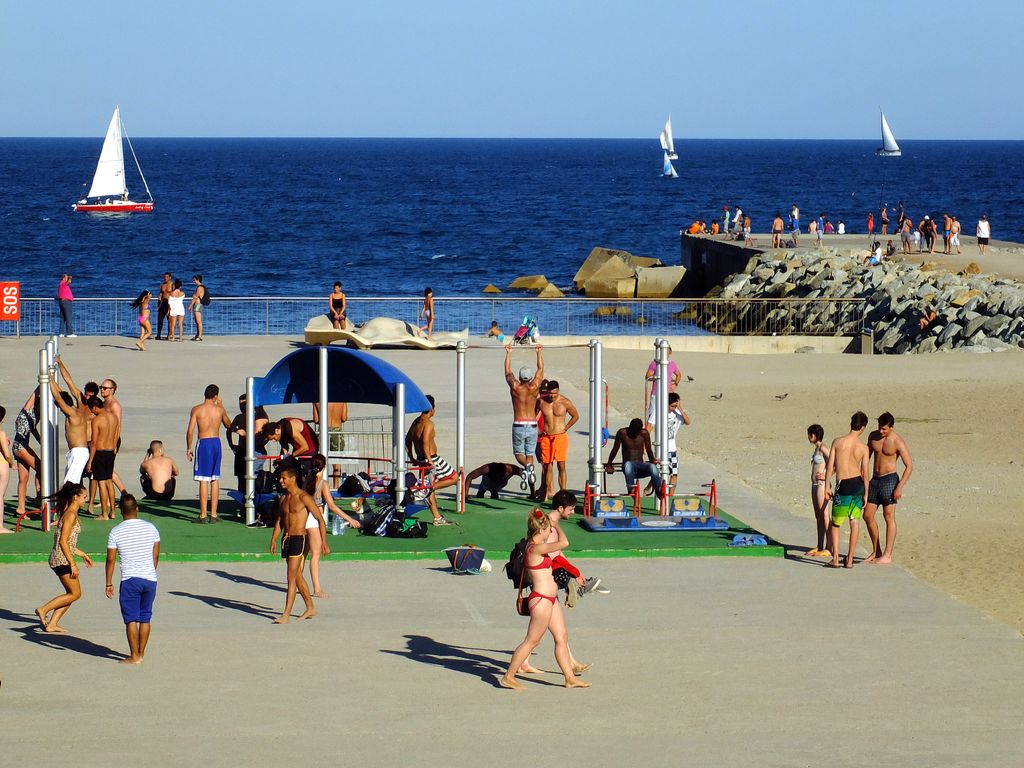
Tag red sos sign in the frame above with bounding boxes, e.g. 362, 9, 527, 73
1, 282, 21, 321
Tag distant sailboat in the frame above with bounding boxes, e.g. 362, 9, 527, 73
661, 151, 678, 178
73, 106, 154, 213
659, 116, 678, 160
877, 111, 901, 157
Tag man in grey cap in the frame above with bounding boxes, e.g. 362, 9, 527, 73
504, 343, 544, 496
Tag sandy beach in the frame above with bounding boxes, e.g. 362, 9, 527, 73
558, 346, 1024, 634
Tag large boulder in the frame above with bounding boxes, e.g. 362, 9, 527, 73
635, 266, 687, 298
583, 255, 638, 297
508, 275, 549, 291
572, 247, 661, 291
535, 282, 565, 298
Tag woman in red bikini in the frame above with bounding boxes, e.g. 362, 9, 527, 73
500, 509, 591, 690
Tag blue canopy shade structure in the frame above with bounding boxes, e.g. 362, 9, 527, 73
251, 347, 431, 412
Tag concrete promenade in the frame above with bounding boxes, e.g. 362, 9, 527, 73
1, 335, 1022, 766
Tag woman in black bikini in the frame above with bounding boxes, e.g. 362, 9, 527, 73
328, 282, 346, 329
35, 482, 92, 633
500, 509, 591, 690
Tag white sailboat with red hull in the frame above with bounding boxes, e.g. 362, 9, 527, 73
73, 106, 154, 213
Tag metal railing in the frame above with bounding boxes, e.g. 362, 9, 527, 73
1, 296, 865, 338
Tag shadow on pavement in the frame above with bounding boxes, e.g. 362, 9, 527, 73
169, 590, 278, 620
207, 568, 285, 592
381, 633, 562, 688
10, 625, 124, 660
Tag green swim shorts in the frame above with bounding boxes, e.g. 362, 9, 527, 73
831, 495, 863, 526
328, 429, 346, 452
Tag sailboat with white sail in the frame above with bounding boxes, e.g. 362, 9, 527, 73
659, 115, 678, 177
73, 106, 154, 213
876, 111, 901, 157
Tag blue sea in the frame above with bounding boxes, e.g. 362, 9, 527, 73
2, 138, 1023, 299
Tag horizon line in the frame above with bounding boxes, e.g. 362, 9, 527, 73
1, 135, 1021, 142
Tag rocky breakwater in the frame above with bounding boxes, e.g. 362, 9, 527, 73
714, 249, 1024, 353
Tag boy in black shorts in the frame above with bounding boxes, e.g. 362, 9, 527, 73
269, 463, 327, 623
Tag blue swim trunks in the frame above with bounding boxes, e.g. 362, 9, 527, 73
193, 437, 222, 481
119, 577, 157, 624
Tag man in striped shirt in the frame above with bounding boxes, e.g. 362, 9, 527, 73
105, 494, 161, 664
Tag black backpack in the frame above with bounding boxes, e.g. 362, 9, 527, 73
362, 503, 398, 537
200, 286, 212, 306
387, 518, 428, 539
503, 538, 529, 586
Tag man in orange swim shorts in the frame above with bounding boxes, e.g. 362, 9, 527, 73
536, 380, 578, 504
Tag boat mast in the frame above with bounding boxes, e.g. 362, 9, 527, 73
121, 114, 153, 203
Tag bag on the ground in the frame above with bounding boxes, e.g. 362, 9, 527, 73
200, 287, 212, 306
504, 538, 529, 586
388, 518, 428, 539
446, 545, 485, 573
339, 472, 371, 497
362, 502, 398, 537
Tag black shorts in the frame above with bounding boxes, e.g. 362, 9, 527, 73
281, 533, 308, 559
836, 477, 865, 497
51, 564, 73, 577
92, 450, 116, 481
141, 475, 175, 501
978, 237, 989, 245
868, 473, 899, 506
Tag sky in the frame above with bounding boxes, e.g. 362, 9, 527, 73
1, 1, 1019, 140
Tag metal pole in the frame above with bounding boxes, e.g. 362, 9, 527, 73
655, 338, 670, 497
393, 382, 406, 500
37, 349, 53, 531
45, 338, 59, 496
588, 340, 604, 500
587, 339, 596, 489
244, 377, 256, 525
455, 341, 466, 511
318, 345, 329, 460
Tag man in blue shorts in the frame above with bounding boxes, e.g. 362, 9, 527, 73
105, 494, 160, 664
185, 384, 232, 523
504, 343, 544, 496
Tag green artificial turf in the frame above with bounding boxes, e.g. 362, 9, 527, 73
0, 495, 783, 563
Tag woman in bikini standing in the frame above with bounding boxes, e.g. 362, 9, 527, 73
131, 290, 153, 351
0, 405, 15, 533
806, 424, 832, 558
419, 287, 434, 339
35, 482, 93, 633
328, 282, 347, 329
500, 509, 591, 690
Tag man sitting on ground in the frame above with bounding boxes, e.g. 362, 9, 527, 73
140, 441, 179, 501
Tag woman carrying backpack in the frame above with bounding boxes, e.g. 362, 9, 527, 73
499, 509, 591, 690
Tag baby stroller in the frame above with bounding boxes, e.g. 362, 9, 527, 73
513, 315, 539, 345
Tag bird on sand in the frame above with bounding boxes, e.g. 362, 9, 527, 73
775, 393, 788, 401
710, 393, 723, 401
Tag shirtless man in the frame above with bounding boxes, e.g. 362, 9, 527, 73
823, 411, 870, 568
155, 272, 173, 340
464, 462, 524, 499
403, 394, 454, 525
140, 441, 179, 501
864, 412, 913, 564
185, 385, 232, 523
605, 418, 662, 499
54, 358, 101, 507
268, 463, 322, 623
48, 377, 88, 485
312, 401, 348, 486
100, 379, 127, 496
504, 343, 544, 495
86, 396, 119, 520
536, 380, 579, 503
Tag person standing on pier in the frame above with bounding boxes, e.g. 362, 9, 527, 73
976, 214, 990, 254
155, 272, 173, 340
56, 274, 76, 337
790, 204, 800, 246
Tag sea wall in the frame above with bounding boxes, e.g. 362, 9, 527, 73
714, 248, 1024, 354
